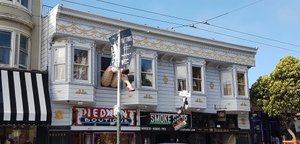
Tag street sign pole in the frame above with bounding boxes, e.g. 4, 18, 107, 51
116, 31, 121, 144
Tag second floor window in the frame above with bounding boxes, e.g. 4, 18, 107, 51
73, 49, 88, 81
54, 48, 65, 81
141, 59, 153, 87
237, 73, 246, 96
222, 72, 232, 96
0, 31, 11, 64
21, 0, 28, 8
176, 65, 187, 91
19, 34, 28, 69
100, 56, 112, 87
192, 66, 202, 92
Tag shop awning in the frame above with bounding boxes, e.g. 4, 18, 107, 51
0, 68, 51, 125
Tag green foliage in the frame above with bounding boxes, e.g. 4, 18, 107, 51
250, 56, 300, 127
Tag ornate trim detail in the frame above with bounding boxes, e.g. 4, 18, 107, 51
144, 94, 153, 99
56, 21, 255, 66
75, 89, 88, 94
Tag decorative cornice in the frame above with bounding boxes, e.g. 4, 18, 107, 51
56, 20, 256, 66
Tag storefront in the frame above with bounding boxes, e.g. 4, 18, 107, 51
48, 106, 138, 144
140, 111, 193, 144
191, 112, 250, 144
0, 68, 52, 144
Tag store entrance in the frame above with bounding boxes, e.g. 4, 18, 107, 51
71, 132, 135, 144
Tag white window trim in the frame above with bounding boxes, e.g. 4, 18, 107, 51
71, 47, 91, 84
52, 47, 66, 83
175, 63, 188, 92
140, 57, 155, 89
221, 70, 234, 97
0, 28, 30, 69
136, 50, 157, 90
235, 71, 249, 98
190, 64, 205, 94
98, 55, 115, 89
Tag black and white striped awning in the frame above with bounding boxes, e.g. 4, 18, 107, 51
0, 68, 51, 125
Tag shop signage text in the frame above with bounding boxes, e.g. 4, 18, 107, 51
73, 107, 136, 126
149, 113, 188, 125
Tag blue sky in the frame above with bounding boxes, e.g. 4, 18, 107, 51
43, 0, 300, 86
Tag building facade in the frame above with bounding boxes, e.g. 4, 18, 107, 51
42, 5, 257, 144
0, 0, 51, 144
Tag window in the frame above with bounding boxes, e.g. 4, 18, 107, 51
73, 49, 88, 81
54, 48, 65, 80
19, 34, 28, 69
222, 72, 232, 96
100, 56, 112, 87
237, 73, 246, 96
0, 31, 11, 64
192, 66, 202, 92
20, 0, 28, 8
141, 59, 153, 87
176, 65, 187, 91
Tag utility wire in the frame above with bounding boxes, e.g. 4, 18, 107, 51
60, 0, 300, 54
62, 0, 181, 26
94, 0, 300, 49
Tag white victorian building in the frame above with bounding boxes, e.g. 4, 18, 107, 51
42, 5, 257, 144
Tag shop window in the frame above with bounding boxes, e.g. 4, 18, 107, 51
176, 65, 187, 91
222, 72, 233, 96
237, 72, 246, 96
54, 48, 65, 81
141, 58, 153, 87
0, 126, 36, 144
94, 132, 135, 144
73, 49, 89, 81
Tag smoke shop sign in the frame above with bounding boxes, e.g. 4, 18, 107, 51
149, 113, 188, 125
73, 107, 136, 126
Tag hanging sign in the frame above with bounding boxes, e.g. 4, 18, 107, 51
109, 29, 133, 69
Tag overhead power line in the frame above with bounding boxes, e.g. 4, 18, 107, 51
94, 0, 300, 49
61, 0, 300, 54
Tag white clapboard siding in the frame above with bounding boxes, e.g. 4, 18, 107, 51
41, 12, 57, 71
156, 62, 176, 112
94, 88, 118, 108
203, 67, 222, 113
51, 103, 72, 126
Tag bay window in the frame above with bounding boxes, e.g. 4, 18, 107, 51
141, 58, 153, 87
175, 59, 205, 94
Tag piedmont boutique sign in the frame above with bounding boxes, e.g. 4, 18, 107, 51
73, 107, 137, 126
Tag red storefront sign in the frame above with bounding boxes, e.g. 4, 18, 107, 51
73, 107, 137, 126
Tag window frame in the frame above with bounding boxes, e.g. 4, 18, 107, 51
72, 47, 90, 83
18, 34, 29, 69
221, 71, 234, 97
176, 64, 188, 92
53, 47, 66, 82
0, 30, 12, 65
0, 29, 30, 69
236, 71, 247, 97
191, 65, 204, 94
98, 55, 114, 88
140, 57, 154, 89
